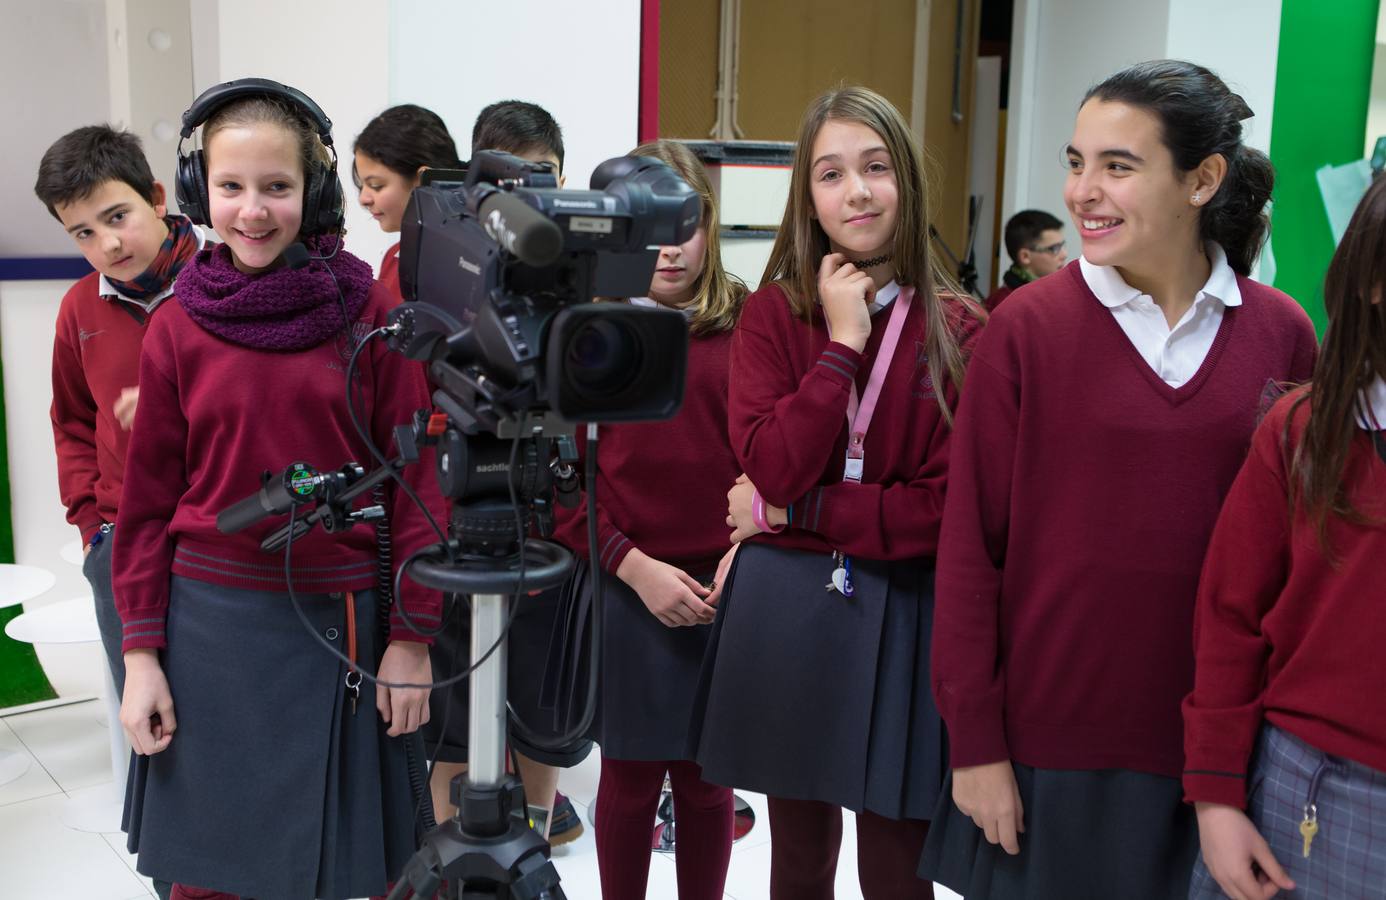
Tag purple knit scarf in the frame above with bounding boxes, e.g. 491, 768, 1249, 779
176, 236, 375, 351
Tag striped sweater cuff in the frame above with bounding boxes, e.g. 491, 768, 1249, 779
120, 615, 167, 653
815, 344, 863, 384
598, 530, 635, 574
389, 607, 444, 645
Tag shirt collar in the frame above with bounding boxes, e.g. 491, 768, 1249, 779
868, 279, 901, 316
99, 226, 208, 311
1358, 377, 1386, 430
1079, 243, 1243, 310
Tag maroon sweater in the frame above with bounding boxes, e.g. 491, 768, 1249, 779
1183, 393, 1386, 807
113, 282, 445, 652
933, 262, 1317, 777
729, 283, 977, 561
983, 284, 1013, 312
50, 273, 157, 541
380, 242, 401, 301
553, 329, 740, 575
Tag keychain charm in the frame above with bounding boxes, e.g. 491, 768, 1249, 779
827, 552, 855, 597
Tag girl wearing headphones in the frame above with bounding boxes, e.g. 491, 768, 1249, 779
353, 104, 462, 298
114, 79, 443, 900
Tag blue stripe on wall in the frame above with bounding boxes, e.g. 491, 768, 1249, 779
0, 257, 93, 281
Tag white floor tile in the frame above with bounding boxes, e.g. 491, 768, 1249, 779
101, 831, 159, 898
0, 791, 152, 899
0, 718, 63, 808
5, 699, 116, 792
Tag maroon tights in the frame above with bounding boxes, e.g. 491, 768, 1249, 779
594, 757, 734, 900
767, 796, 933, 900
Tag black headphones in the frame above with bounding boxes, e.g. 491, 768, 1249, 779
175, 78, 344, 236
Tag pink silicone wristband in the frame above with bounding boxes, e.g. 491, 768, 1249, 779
752, 490, 785, 534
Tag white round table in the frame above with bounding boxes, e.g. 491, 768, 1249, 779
0, 563, 57, 608
0, 564, 57, 787
5, 596, 128, 833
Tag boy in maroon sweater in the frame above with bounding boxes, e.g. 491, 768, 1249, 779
35, 125, 203, 693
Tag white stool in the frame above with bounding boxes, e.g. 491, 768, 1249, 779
60, 540, 86, 567
0, 564, 58, 787
5, 596, 128, 832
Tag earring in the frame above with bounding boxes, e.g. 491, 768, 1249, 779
1191, 191, 1202, 205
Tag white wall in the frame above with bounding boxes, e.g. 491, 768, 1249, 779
1003, 0, 1283, 246
1004, 0, 1172, 233
389, 0, 642, 192
0, 0, 109, 257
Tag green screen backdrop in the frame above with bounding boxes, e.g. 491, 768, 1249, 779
1269, 0, 1380, 334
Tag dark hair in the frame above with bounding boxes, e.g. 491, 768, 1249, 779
1287, 175, 1386, 553
471, 100, 564, 174
34, 125, 158, 220
1003, 209, 1064, 262
352, 104, 461, 185
1083, 59, 1274, 276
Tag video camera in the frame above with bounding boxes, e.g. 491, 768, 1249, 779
388, 149, 699, 429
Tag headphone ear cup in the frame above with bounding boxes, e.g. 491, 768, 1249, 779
176, 149, 210, 226
301, 164, 323, 236
320, 170, 344, 233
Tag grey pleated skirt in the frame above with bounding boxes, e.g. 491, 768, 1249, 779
122, 576, 424, 900
542, 558, 716, 761
688, 541, 945, 820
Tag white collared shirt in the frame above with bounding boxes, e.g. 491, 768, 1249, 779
1357, 377, 1386, 430
98, 225, 209, 312
868, 280, 901, 316
1079, 244, 1242, 388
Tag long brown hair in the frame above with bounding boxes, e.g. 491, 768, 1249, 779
1288, 175, 1386, 550
761, 85, 981, 419
630, 140, 748, 335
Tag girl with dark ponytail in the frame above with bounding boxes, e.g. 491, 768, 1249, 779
921, 60, 1318, 899
353, 104, 462, 299
1183, 174, 1386, 900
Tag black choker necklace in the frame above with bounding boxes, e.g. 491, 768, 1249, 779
853, 253, 892, 269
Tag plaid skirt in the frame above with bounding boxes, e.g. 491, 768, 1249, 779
1189, 724, 1386, 899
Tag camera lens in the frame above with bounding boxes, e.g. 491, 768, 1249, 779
565, 318, 641, 397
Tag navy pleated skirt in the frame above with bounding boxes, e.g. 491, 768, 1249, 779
687, 542, 945, 820
122, 576, 424, 900
542, 558, 715, 761
919, 763, 1198, 900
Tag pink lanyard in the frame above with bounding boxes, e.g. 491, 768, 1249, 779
829, 285, 914, 483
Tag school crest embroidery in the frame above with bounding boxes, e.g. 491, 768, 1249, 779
912, 340, 935, 400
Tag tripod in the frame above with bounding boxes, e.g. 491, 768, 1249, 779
388, 495, 573, 900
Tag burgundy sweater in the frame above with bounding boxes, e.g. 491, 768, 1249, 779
380, 242, 401, 301
553, 329, 741, 575
933, 262, 1317, 777
1183, 393, 1386, 807
983, 284, 1013, 313
113, 281, 445, 652
729, 283, 978, 561
50, 273, 156, 541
